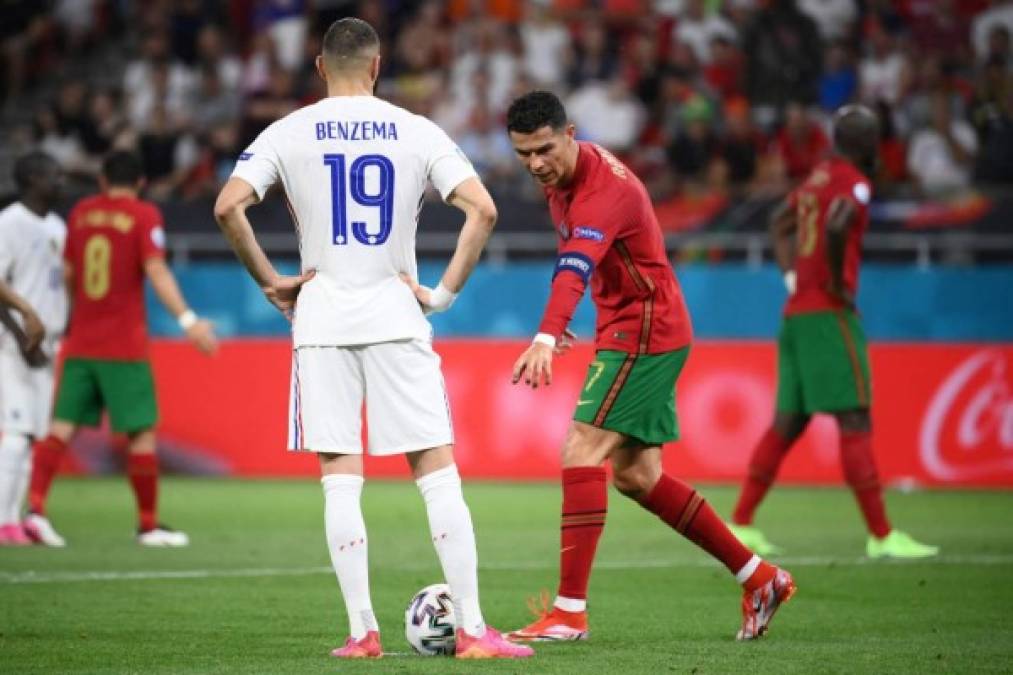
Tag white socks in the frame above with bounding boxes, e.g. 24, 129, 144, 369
416, 464, 485, 637
322, 474, 378, 639
0, 433, 30, 525
735, 555, 763, 585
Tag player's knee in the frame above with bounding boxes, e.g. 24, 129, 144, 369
836, 409, 870, 434
612, 464, 655, 499
560, 424, 609, 468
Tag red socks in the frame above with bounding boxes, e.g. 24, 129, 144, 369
732, 428, 791, 525
641, 473, 754, 576
557, 467, 607, 603
840, 431, 891, 538
127, 453, 159, 531
28, 435, 68, 514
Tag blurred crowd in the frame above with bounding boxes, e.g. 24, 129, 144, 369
4, 0, 1013, 205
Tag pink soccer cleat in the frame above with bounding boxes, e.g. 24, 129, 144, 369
330, 631, 382, 659
0, 523, 32, 546
737, 566, 797, 641
455, 626, 534, 659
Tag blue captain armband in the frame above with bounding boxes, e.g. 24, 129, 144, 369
553, 252, 594, 284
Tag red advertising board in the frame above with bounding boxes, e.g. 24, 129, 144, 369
65, 340, 1013, 487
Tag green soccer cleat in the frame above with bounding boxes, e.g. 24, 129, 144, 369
866, 530, 939, 559
728, 524, 783, 556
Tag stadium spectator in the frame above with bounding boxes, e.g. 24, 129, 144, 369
874, 99, 908, 186
704, 35, 744, 102
240, 66, 300, 149
910, 0, 972, 62
124, 31, 194, 130
908, 93, 980, 196
567, 76, 645, 153
796, 0, 859, 42
819, 41, 857, 112
255, 0, 309, 72
139, 106, 199, 201
972, 0, 1013, 63
567, 18, 618, 88
672, 0, 737, 65
769, 102, 831, 181
666, 93, 719, 183
519, 0, 572, 88
858, 22, 910, 106
718, 97, 763, 187
195, 24, 243, 92
741, 0, 823, 125
457, 99, 519, 182
189, 64, 242, 133
971, 55, 1013, 182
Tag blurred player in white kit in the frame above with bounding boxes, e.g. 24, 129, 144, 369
0, 152, 67, 545
213, 18, 533, 660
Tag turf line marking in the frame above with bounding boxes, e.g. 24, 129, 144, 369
2, 553, 1012, 585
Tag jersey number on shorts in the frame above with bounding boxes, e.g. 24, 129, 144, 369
323, 153, 395, 246
83, 233, 112, 300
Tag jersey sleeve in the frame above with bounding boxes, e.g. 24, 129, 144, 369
231, 125, 282, 200
138, 204, 167, 261
422, 118, 478, 201
536, 198, 627, 340
0, 219, 15, 279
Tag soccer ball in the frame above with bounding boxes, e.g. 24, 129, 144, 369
405, 583, 457, 656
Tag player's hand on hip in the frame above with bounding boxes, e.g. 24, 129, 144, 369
555, 328, 577, 356
512, 342, 553, 388
264, 269, 316, 318
19, 308, 45, 354
399, 273, 456, 315
186, 319, 218, 355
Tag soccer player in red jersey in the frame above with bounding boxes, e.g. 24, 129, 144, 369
728, 106, 938, 560
23, 152, 217, 548
504, 91, 795, 642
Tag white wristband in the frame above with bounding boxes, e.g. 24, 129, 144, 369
783, 271, 797, 295
178, 309, 198, 330
533, 332, 556, 348
427, 282, 458, 314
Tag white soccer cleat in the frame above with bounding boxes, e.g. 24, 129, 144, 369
137, 525, 190, 547
23, 513, 67, 547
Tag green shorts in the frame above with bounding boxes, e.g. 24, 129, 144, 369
776, 310, 872, 415
53, 358, 158, 433
573, 348, 689, 445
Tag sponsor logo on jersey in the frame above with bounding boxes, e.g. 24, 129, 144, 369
238, 152, 253, 161
554, 252, 593, 283
573, 226, 604, 242
919, 350, 1013, 480
315, 120, 399, 141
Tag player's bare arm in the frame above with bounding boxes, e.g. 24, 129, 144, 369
143, 256, 218, 355
0, 277, 45, 359
769, 199, 798, 294
401, 177, 497, 314
214, 176, 316, 317
825, 196, 858, 308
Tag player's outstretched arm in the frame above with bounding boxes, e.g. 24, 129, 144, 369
403, 177, 497, 314
0, 278, 45, 363
825, 196, 858, 308
214, 176, 315, 317
769, 199, 798, 293
144, 257, 217, 355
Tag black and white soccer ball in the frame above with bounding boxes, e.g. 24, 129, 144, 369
405, 583, 457, 656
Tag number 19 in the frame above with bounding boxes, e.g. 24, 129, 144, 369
323, 153, 395, 246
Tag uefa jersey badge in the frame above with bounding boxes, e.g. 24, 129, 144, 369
558, 221, 570, 240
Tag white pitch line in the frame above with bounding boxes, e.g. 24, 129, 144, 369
2, 553, 1012, 585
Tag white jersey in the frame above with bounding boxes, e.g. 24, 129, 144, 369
232, 95, 477, 347
0, 202, 67, 354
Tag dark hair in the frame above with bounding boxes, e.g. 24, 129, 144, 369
832, 104, 879, 165
322, 18, 379, 65
506, 91, 567, 134
12, 152, 57, 192
102, 151, 145, 186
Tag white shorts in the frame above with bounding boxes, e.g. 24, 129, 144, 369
289, 339, 453, 456
0, 346, 55, 439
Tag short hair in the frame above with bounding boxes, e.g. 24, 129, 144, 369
102, 151, 145, 187
12, 152, 57, 192
832, 105, 879, 163
322, 18, 379, 68
506, 91, 568, 134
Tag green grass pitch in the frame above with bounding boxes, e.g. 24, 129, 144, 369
2, 478, 1012, 673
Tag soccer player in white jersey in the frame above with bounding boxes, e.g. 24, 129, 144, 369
0, 153, 68, 546
213, 18, 533, 660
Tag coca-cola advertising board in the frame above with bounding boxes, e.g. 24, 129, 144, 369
59, 340, 1013, 487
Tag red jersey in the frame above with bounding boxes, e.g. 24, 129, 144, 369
63, 194, 166, 360
785, 157, 872, 315
538, 143, 693, 354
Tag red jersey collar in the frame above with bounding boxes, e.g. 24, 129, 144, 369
560, 142, 594, 194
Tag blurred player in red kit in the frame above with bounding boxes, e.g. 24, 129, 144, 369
727, 105, 938, 560
504, 91, 796, 642
24, 151, 217, 548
